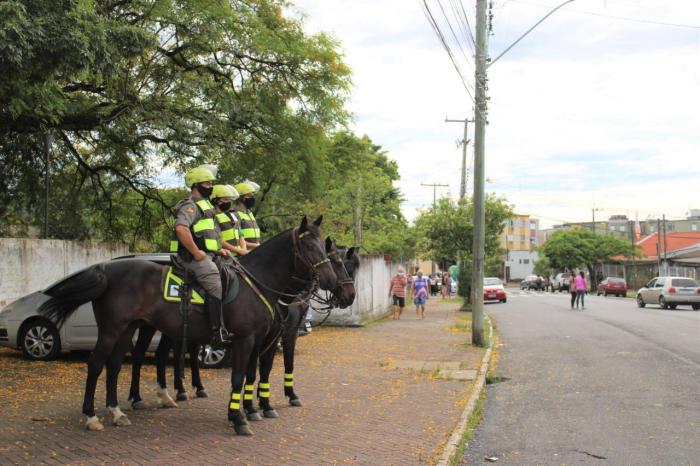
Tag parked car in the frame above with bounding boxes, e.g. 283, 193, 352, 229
636, 276, 700, 310
0, 253, 229, 368
552, 273, 570, 292
484, 277, 507, 303
597, 277, 627, 297
450, 279, 458, 295
521, 275, 543, 291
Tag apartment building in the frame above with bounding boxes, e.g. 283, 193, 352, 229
501, 214, 540, 281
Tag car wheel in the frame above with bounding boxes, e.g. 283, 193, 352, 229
197, 345, 229, 369
20, 319, 61, 361
669, 304, 677, 310
659, 296, 669, 310
636, 295, 646, 308
502, 298, 507, 303
692, 304, 700, 311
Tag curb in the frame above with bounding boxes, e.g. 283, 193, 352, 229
437, 315, 494, 466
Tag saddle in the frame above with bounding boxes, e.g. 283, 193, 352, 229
162, 256, 240, 305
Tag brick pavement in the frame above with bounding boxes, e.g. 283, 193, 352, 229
0, 299, 484, 465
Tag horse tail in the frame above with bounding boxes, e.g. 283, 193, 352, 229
38, 263, 109, 328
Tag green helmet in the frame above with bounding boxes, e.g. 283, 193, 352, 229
210, 184, 240, 200
234, 180, 260, 196
184, 165, 216, 187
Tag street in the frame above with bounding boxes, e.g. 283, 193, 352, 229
463, 289, 700, 465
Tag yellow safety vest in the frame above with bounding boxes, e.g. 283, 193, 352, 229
170, 199, 221, 255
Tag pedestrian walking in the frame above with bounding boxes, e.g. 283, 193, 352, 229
575, 271, 587, 309
569, 271, 577, 309
441, 272, 451, 299
389, 266, 408, 320
413, 271, 429, 319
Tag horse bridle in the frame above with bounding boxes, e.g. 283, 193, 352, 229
292, 228, 331, 280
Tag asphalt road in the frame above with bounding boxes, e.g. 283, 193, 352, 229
462, 290, 700, 466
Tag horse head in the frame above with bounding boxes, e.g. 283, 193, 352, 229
325, 237, 356, 308
296, 216, 337, 291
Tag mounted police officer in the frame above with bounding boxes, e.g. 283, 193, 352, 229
232, 180, 262, 250
171, 166, 233, 347
210, 184, 248, 257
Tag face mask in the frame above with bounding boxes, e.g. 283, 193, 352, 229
197, 184, 213, 198
243, 197, 255, 209
218, 201, 231, 211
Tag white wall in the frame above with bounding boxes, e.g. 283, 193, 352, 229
505, 250, 539, 280
313, 255, 398, 326
0, 239, 129, 307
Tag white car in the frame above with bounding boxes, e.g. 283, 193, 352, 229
636, 276, 700, 310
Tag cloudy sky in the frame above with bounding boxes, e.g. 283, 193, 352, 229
292, 0, 700, 228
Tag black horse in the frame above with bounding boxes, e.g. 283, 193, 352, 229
127, 237, 357, 414
242, 238, 357, 420
39, 217, 336, 435
281, 244, 360, 407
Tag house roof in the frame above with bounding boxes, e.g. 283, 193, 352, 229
635, 231, 700, 259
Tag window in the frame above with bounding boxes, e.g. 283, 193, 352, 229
692, 224, 698, 231
655, 279, 665, 288
523, 259, 530, 264
671, 278, 699, 287
520, 235, 526, 241
507, 235, 514, 241
620, 226, 626, 232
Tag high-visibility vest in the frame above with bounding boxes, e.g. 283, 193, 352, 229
234, 209, 260, 243
215, 212, 239, 242
170, 198, 221, 255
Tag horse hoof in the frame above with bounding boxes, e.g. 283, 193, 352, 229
246, 412, 263, 422
85, 417, 104, 432
233, 424, 254, 436
195, 389, 208, 398
113, 415, 132, 427
289, 399, 303, 407
160, 399, 178, 409
131, 400, 148, 410
263, 409, 279, 419
176, 392, 189, 402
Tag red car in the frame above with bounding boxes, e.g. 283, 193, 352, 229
597, 277, 627, 297
484, 277, 507, 303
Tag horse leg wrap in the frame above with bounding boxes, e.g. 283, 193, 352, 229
108, 406, 131, 426
85, 415, 104, 431
157, 386, 178, 408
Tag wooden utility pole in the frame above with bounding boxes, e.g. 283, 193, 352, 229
445, 117, 475, 199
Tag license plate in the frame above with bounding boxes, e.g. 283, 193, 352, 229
679, 288, 695, 295
488, 294, 496, 299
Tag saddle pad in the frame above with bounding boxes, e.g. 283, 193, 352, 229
163, 267, 206, 304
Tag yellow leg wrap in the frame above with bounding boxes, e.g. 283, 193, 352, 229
259, 391, 270, 398
229, 402, 240, 410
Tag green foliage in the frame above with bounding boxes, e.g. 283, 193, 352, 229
532, 255, 554, 278
538, 229, 639, 286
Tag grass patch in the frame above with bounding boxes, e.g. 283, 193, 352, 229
448, 388, 487, 466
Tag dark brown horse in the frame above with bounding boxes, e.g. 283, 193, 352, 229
280, 244, 360, 408
242, 238, 357, 420
39, 217, 335, 435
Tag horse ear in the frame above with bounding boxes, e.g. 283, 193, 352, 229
313, 215, 323, 226
299, 216, 308, 232
346, 247, 356, 258
325, 236, 333, 252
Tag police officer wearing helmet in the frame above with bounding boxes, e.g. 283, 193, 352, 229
210, 184, 248, 257
171, 165, 233, 347
232, 180, 261, 250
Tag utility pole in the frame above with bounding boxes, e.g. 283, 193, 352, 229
421, 182, 449, 274
445, 117, 475, 199
592, 207, 602, 236
662, 214, 668, 276
471, 0, 489, 347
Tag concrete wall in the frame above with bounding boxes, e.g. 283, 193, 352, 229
505, 250, 539, 280
0, 239, 129, 307
313, 255, 398, 326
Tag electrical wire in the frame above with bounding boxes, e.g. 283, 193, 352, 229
512, 0, 700, 30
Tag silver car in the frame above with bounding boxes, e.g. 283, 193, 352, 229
636, 276, 700, 310
0, 253, 228, 367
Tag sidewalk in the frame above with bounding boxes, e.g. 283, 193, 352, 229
0, 299, 485, 465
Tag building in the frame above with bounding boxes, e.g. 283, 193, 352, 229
501, 214, 540, 281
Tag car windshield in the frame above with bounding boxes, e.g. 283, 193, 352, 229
608, 278, 625, 283
671, 278, 699, 287
484, 278, 502, 286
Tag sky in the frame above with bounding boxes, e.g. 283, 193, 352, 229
290, 0, 700, 228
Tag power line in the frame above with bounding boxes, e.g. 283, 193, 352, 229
512, 0, 700, 30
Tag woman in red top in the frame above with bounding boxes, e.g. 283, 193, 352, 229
389, 266, 408, 320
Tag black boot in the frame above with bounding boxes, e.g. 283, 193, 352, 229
205, 295, 232, 348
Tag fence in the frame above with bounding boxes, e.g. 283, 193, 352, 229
313, 255, 398, 326
0, 238, 129, 307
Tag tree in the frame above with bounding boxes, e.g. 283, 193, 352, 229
413, 195, 513, 304
1, 0, 351, 243
538, 229, 639, 289
532, 255, 555, 278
